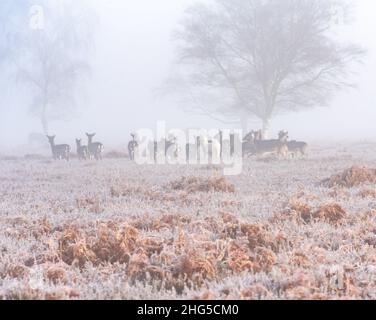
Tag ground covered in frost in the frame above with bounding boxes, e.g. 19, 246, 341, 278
1, 142, 376, 300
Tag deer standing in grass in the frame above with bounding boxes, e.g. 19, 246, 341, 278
287, 140, 308, 158
242, 130, 259, 157
128, 134, 138, 161
76, 139, 89, 160
86, 133, 104, 160
255, 130, 289, 158
46, 135, 70, 161
243, 130, 289, 158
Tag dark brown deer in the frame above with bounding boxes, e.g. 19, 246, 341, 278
86, 133, 104, 160
243, 130, 289, 158
76, 139, 89, 160
242, 130, 258, 156
287, 140, 308, 158
46, 135, 70, 161
128, 134, 138, 161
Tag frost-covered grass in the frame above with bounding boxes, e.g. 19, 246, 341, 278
1, 143, 376, 300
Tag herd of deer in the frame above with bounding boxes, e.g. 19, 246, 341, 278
46, 133, 104, 161
242, 130, 308, 158
127, 130, 308, 162
46, 130, 307, 162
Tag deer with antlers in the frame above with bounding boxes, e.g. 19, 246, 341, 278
243, 130, 289, 158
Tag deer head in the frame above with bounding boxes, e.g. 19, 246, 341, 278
254, 130, 263, 141
76, 139, 82, 147
243, 131, 256, 143
278, 131, 289, 142
46, 135, 56, 145
86, 133, 96, 143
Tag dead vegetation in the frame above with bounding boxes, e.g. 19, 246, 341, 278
44, 265, 68, 284
46, 213, 283, 290
313, 204, 347, 224
1, 286, 80, 300
275, 200, 347, 225
1, 146, 376, 300
75, 196, 104, 214
322, 166, 376, 188
169, 176, 235, 193
358, 189, 376, 199
1, 198, 364, 300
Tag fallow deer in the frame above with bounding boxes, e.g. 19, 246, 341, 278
242, 130, 258, 156
76, 139, 89, 161
128, 134, 138, 161
86, 133, 104, 160
243, 130, 289, 158
46, 135, 70, 161
287, 140, 308, 158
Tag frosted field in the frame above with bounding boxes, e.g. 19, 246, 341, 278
1, 142, 376, 300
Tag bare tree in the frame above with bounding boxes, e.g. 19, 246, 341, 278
0, 1, 24, 66
0, 8, 7, 64
0, 1, 29, 116
170, 0, 364, 136
16, 1, 95, 135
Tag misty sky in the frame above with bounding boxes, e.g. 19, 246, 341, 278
0, 0, 375, 151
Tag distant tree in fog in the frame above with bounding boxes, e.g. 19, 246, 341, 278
0, 5, 8, 63
16, 1, 95, 135
0, 1, 29, 116
170, 0, 364, 136
0, 1, 24, 66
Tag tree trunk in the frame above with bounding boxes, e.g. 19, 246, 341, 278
262, 118, 270, 140
41, 106, 49, 135
240, 117, 249, 135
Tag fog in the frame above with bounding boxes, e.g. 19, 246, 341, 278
0, 0, 375, 153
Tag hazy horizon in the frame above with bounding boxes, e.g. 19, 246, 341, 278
0, 0, 375, 153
